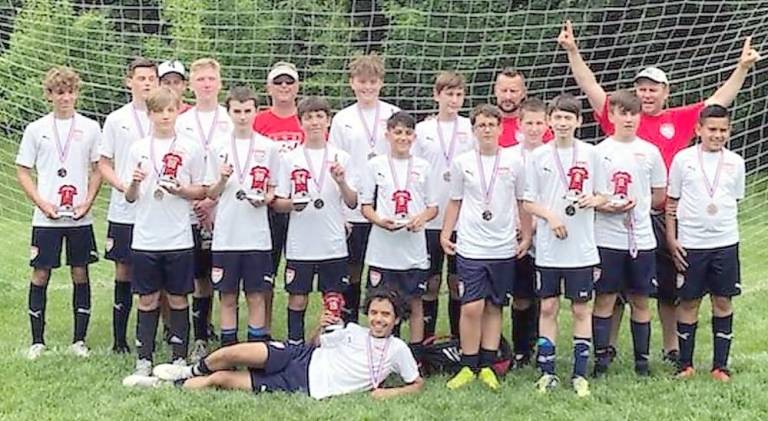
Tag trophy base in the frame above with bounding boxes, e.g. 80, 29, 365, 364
158, 179, 178, 190
57, 210, 75, 219
393, 218, 411, 227
246, 194, 265, 202
610, 198, 629, 207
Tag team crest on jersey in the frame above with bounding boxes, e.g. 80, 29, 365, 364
369, 270, 382, 287
217, 121, 229, 131
676, 272, 686, 288
408, 170, 422, 183
71, 129, 84, 141
252, 149, 266, 162
30, 246, 39, 260
660, 123, 675, 140
592, 267, 602, 283
285, 268, 296, 285
211, 267, 224, 284
105, 237, 114, 252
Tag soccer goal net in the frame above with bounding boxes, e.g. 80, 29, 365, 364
0, 0, 766, 280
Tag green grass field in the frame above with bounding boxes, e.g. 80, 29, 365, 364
2, 166, 768, 420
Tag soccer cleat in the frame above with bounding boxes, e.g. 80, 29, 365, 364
607, 345, 618, 363
112, 343, 131, 354
634, 361, 651, 377
478, 367, 500, 390
69, 341, 91, 358
591, 363, 609, 378
662, 349, 679, 365
153, 363, 194, 381
190, 339, 208, 363
26, 343, 46, 360
123, 359, 158, 387
446, 367, 476, 390
711, 368, 732, 382
512, 353, 532, 369
572, 376, 591, 397
535, 373, 559, 393
675, 366, 696, 379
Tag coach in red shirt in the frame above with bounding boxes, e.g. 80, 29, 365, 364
252, 61, 305, 153
494, 68, 554, 148
558, 19, 760, 363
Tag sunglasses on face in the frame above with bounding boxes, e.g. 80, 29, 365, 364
272, 76, 296, 86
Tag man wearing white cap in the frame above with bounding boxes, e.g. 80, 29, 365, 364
557, 19, 760, 363
159, 60, 193, 114
253, 61, 305, 330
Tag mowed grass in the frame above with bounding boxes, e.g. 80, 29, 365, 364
1, 153, 768, 419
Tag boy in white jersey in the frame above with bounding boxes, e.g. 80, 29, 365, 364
361, 111, 437, 356
122, 87, 207, 386
592, 91, 666, 377
99, 58, 158, 353
508, 98, 548, 368
175, 58, 234, 358
273, 97, 358, 345
148, 287, 423, 399
328, 53, 400, 324
522, 94, 607, 397
16, 67, 102, 360
667, 105, 744, 382
413, 71, 475, 339
206, 86, 279, 347
442, 104, 530, 390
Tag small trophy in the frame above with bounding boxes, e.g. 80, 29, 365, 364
291, 168, 312, 211
322, 292, 345, 333
392, 190, 412, 227
57, 184, 77, 218
610, 171, 632, 207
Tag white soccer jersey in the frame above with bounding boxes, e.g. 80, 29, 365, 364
205, 134, 279, 251
308, 323, 420, 400
360, 155, 435, 270
413, 116, 475, 230
594, 137, 667, 251
328, 100, 400, 223
449, 148, 525, 259
509, 143, 544, 258
124, 135, 205, 251
668, 145, 745, 249
522, 139, 607, 268
15, 113, 101, 227
100, 103, 151, 224
276, 144, 355, 261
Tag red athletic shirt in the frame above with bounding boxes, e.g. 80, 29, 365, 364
498, 115, 554, 148
595, 97, 706, 169
251, 109, 305, 154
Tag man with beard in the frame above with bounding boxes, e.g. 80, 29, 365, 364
494, 68, 553, 148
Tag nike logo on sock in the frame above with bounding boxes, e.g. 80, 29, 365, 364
76, 308, 91, 315
28, 310, 42, 318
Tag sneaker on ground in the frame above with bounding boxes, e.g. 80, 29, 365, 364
123, 359, 158, 387
711, 367, 731, 382
26, 343, 46, 361
153, 363, 193, 381
535, 373, 559, 393
69, 341, 90, 358
478, 367, 500, 390
572, 376, 591, 397
446, 366, 476, 390
675, 365, 696, 379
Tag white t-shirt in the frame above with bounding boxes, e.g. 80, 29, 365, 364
523, 140, 606, 268
594, 137, 667, 251
413, 116, 475, 230
328, 100, 400, 223
205, 134, 279, 251
175, 106, 233, 224
450, 148, 525, 259
124, 135, 205, 251
509, 143, 543, 257
276, 144, 355, 261
308, 323, 420, 400
668, 145, 745, 249
360, 155, 435, 270
15, 113, 101, 227
100, 103, 151, 224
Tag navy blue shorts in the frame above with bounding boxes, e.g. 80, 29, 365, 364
249, 342, 313, 395
678, 244, 741, 301
285, 258, 349, 295
192, 224, 213, 280
346, 222, 371, 265
535, 266, 595, 302
513, 254, 536, 299
367, 266, 428, 299
456, 255, 515, 306
105, 222, 133, 263
268, 209, 289, 274
651, 213, 677, 303
596, 248, 657, 297
426, 229, 457, 277
132, 249, 194, 296
212, 250, 274, 294
30, 225, 98, 269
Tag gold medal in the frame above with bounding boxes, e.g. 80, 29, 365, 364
367, 152, 376, 160
706, 203, 718, 215
442, 171, 451, 182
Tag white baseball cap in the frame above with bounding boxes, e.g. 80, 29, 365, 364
158, 60, 187, 80
634, 67, 669, 85
267, 61, 299, 83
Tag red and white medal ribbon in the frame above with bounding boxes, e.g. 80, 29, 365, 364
367, 334, 392, 389
357, 103, 381, 155
625, 210, 638, 259
52, 115, 76, 168
303, 146, 329, 195
131, 104, 148, 138
436, 118, 458, 170
475, 149, 501, 212
552, 141, 578, 196
231, 134, 255, 185
194, 107, 220, 152
149, 136, 178, 179
387, 154, 413, 193
697, 145, 724, 205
